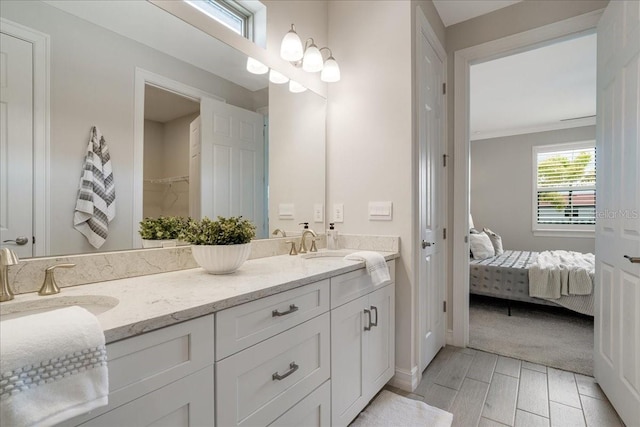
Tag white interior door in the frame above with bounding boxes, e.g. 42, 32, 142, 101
189, 115, 201, 219
199, 98, 265, 237
0, 32, 33, 258
418, 21, 446, 372
594, 2, 640, 425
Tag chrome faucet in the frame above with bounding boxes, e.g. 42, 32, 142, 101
298, 229, 318, 254
272, 228, 287, 238
0, 248, 19, 302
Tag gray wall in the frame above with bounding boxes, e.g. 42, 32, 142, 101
470, 126, 596, 253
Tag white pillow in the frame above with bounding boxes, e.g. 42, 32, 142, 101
483, 227, 504, 256
469, 232, 495, 260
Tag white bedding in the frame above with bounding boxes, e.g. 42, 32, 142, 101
528, 250, 595, 299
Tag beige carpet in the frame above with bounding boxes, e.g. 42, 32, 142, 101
350, 390, 453, 427
469, 295, 594, 376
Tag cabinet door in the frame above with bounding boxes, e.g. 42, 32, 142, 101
79, 365, 214, 427
365, 284, 395, 398
330, 295, 369, 427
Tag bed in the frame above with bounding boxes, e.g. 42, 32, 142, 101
470, 250, 594, 316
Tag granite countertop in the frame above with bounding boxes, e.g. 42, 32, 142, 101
0, 250, 398, 343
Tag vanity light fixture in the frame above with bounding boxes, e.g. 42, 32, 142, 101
280, 24, 304, 61
289, 80, 307, 93
280, 24, 341, 82
246, 57, 269, 75
269, 69, 289, 84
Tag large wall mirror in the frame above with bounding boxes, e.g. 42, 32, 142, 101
0, 0, 326, 258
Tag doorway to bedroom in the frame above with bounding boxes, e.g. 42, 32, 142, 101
466, 31, 597, 375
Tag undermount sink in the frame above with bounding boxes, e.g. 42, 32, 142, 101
301, 250, 355, 259
0, 295, 119, 321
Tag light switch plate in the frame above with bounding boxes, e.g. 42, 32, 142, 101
368, 201, 393, 221
278, 203, 295, 219
333, 203, 344, 223
313, 204, 324, 223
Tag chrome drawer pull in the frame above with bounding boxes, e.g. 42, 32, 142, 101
624, 255, 640, 264
272, 304, 299, 317
272, 362, 299, 381
364, 309, 372, 331
370, 306, 378, 327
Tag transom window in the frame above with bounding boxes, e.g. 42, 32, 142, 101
533, 141, 596, 234
186, 0, 253, 39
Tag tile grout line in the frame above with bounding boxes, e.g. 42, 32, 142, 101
574, 373, 589, 427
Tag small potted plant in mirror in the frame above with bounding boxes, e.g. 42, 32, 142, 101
139, 216, 189, 248
184, 216, 256, 274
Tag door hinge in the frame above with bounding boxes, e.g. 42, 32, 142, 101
442, 82, 446, 95
443, 154, 448, 167
443, 301, 447, 312
443, 228, 447, 240
33, 236, 36, 244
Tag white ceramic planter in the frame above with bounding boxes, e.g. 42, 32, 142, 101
190, 243, 252, 274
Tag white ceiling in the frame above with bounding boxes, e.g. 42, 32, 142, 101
433, 0, 523, 27
470, 33, 597, 140
144, 85, 200, 123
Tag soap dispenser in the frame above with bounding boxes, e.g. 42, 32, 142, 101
326, 223, 338, 250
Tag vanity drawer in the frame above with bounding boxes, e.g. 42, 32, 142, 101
216, 279, 329, 360
216, 313, 330, 427
270, 380, 331, 427
331, 260, 395, 308
61, 315, 215, 425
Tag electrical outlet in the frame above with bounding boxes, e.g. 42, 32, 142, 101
313, 204, 324, 223
333, 203, 344, 223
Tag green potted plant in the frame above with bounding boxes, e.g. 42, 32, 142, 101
183, 216, 256, 274
139, 216, 189, 248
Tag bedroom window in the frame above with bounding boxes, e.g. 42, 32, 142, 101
533, 141, 596, 236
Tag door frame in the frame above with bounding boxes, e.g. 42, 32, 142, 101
451, 10, 603, 346
0, 18, 50, 256
415, 7, 448, 375
132, 68, 224, 247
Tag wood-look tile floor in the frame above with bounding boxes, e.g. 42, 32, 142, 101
386, 346, 625, 427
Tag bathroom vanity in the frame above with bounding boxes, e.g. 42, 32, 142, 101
3, 251, 397, 427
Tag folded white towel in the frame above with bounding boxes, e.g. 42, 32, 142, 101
0, 307, 108, 427
344, 251, 391, 286
73, 126, 116, 249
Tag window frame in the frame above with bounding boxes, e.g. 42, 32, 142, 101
185, 0, 254, 40
531, 140, 596, 237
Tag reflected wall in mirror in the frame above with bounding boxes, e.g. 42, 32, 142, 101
0, 0, 326, 258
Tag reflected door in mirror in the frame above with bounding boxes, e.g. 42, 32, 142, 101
0, 33, 34, 258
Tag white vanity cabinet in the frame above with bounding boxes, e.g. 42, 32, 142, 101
215, 280, 331, 427
62, 314, 216, 427
330, 263, 396, 427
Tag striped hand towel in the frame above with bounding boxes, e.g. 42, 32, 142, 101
73, 127, 116, 249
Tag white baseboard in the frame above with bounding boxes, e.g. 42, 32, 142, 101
389, 366, 420, 392
446, 329, 454, 345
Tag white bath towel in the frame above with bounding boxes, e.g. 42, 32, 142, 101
73, 126, 116, 249
0, 306, 108, 427
345, 251, 391, 286
529, 250, 594, 299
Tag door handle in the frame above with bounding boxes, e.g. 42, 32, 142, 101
364, 309, 372, 331
3, 237, 29, 246
624, 255, 640, 264
422, 240, 434, 249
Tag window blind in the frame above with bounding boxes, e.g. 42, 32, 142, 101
536, 146, 596, 225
